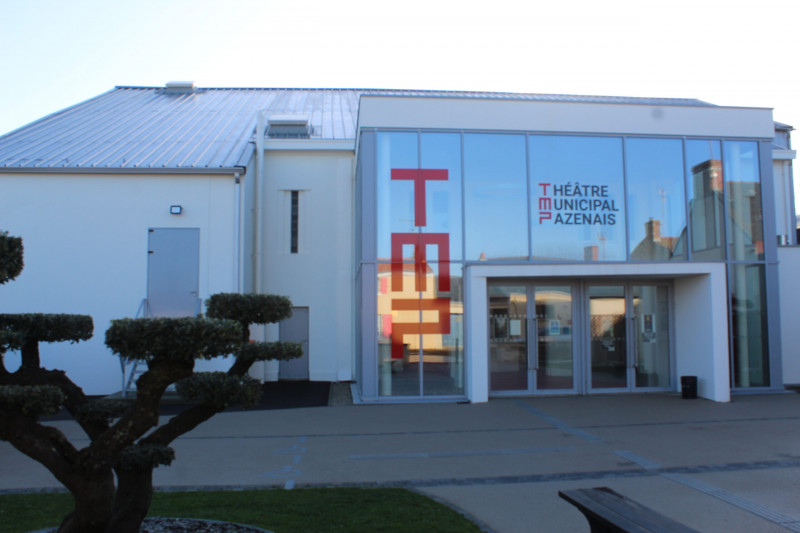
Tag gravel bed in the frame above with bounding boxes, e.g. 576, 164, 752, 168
141, 517, 272, 532
33, 517, 272, 533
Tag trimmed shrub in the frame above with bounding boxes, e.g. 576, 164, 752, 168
0, 314, 93, 349
105, 317, 241, 362
176, 371, 262, 409
206, 293, 292, 327
237, 341, 304, 364
0, 385, 65, 418
0, 231, 23, 285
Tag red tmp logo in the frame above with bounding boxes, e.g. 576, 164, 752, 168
388, 169, 451, 359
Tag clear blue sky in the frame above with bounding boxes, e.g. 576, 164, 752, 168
1, 0, 798, 137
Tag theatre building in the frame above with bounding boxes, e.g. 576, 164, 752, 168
0, 86, 796, 403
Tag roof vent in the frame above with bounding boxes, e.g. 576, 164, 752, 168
165, 81, 196, 93
267, 114, 312, 138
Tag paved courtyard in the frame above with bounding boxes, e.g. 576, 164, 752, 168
3, 393, 800, 532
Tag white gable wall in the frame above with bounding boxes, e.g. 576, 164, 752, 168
0, 172, 240, 395
259, 150, 354, 382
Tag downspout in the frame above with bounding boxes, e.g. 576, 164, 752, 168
234, 171, 242, 293
255, 111, 266, 294
252, 112, 268, 382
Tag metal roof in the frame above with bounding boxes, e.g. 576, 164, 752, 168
0, 86, 715, 172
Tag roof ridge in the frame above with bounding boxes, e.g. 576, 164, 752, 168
111, 85, 708, 103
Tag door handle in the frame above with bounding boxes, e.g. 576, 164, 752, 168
630, 315, 638, 368
528, 318, 539, 370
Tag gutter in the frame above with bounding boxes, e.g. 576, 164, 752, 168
0, 166, 247, 175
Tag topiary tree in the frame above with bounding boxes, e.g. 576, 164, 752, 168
0, 231, 303, 533
0, 230, 24, 361
0, 230, 23, 285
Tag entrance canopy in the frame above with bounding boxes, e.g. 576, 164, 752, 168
467, 263, 730, 402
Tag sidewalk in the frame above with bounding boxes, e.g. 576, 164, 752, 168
3, 393, 800, 532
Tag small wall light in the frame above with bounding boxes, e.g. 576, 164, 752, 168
170, 205, 183, 215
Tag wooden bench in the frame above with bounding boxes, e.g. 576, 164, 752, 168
559, 487, 701, 533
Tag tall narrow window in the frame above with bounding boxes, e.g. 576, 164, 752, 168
625, 138, 686, 261
290, 190, 299, 254
724, 141, 763, 261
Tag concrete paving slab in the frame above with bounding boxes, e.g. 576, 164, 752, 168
3, 393, 800, 533
687, 468, 800, 524
422, 475, 794, 533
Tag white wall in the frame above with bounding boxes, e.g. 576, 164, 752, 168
673, 270, 730, 402
359, 96, 775, 140
260, 150, 354, 382
0, 172, 239, 394
778, 246, 800, 384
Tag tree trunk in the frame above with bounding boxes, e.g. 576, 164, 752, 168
107, 466, 155, 533
20, 337, 40, 369
56, 472, 115, 533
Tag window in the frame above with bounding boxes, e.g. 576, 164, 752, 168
282, 190, 307, 254
685, 140, 725, 260
530, 135, 626, 261
290, 190, 299, 254
724, 141, 763, 260
625, 138, 686, 261
464, 133, 528, 260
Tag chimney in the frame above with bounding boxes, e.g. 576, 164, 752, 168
645, 218, 661, 241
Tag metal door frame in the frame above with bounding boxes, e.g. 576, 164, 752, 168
489, 280, 579, 396
583, 280, 673, 394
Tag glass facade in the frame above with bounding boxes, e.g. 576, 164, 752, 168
364, 128, 773, 397
724, 141, 764, 261
685, 140, 725, 260
464, 134, 528, 260
625, 138, 687, 261
529, 136, 626, 261
730, 263, 769, 387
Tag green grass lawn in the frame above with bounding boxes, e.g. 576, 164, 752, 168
0, 488, 483, 533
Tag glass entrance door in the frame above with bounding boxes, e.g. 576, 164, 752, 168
489, 283, 575, 394
632, 285, 670, 388
589, 285, 628, 389
533, 286, 574, 390
588, 283, 671, 392
489, 280, 670, 395
489, 284, 528, 392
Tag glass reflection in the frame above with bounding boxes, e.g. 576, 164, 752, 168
589, 285, 627, 389
464, 134, 528, 260
530, 136, 626, 261
489, 284, 528, 391
423, 263, 463, 396
377, 262, 463, 396
377, 262, 420, 396
685, 140, 725, 260
730, 264, 769, 387
633, 285, 670, 388
534, 286, 573, 390
724, 141, 764, 260
421, 133, 463, 260
377, 132, 418, 260
625, 138, 686, 261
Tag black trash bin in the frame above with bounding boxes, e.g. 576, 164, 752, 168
680, 376, 698, 399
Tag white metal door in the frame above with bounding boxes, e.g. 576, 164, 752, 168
279, 307, 309, 380
147, 228, 200, 317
